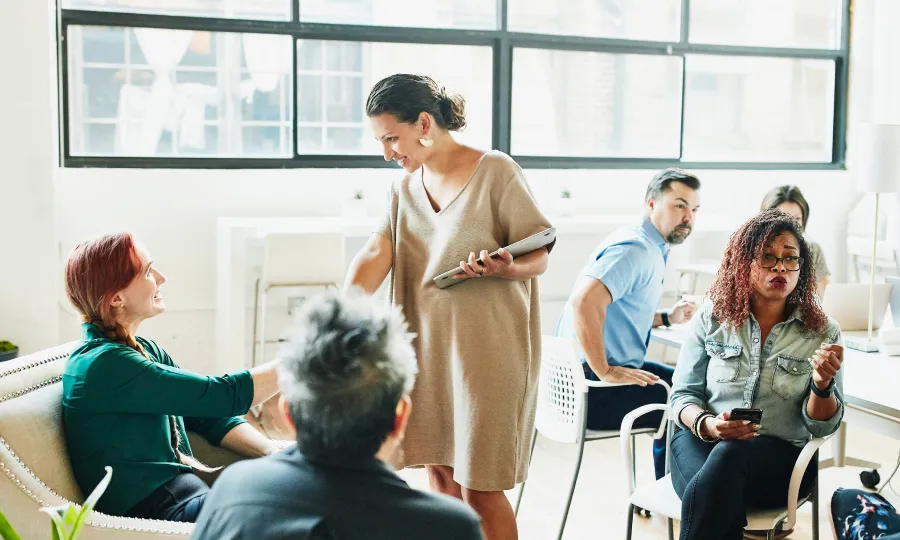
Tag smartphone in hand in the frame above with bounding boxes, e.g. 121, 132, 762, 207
729, 407, 762, 424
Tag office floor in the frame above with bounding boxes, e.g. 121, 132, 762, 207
249, 402, 900, 540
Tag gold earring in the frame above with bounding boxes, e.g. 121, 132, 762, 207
418, 138, 433, 147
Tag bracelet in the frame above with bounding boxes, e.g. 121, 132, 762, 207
661, 311, 671, 328
690, 410, 709, 436
692, 411, 717, 443
810, 378, 836, 398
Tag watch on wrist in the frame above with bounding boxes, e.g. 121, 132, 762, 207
661, 311, 671, 328
810, 378, 836, 398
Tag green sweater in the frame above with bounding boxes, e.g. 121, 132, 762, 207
62, 323, 254, 516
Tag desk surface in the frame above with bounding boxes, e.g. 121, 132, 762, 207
650, 326, 900, 419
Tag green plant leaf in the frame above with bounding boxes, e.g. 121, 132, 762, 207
63, 505, 78, 526
69, 466, 112, 540
83, 466, 112, 510
0, 509, 23, 540
38, 506, 68, 540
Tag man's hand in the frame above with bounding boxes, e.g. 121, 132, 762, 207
668, 298, 698, 325
598, 365, 660, 387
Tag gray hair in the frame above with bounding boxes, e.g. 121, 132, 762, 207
644, 168, 701, 203
277, 289, 418, 461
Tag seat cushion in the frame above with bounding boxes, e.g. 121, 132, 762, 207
631, 475, 806, 531
630, 474, 682, 519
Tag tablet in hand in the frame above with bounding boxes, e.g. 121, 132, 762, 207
432, 227, 556, 289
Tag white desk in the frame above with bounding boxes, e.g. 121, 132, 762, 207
650, 325, 900, 471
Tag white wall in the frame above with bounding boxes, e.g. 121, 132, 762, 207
0, 0, 59, 354
54, 166, 857, 372
5, 0, 900, 372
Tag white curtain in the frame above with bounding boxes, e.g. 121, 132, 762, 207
115, 29, 193, 155
241, 34, 290, 101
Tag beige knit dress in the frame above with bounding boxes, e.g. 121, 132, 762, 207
376, 150, 552, 491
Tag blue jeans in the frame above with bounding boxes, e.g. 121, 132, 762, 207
584, 361, 673, 479
127, 473, 209, 523
671, 429, 816, 540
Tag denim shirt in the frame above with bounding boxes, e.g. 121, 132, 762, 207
670, 301, 844, 447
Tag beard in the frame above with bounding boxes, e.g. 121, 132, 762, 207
666, 224, 692, 245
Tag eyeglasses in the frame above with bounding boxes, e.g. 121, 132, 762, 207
758, 254, 804, 271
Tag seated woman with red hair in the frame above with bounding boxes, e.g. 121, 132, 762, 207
670, 210, 845, 540
62, 232, 282, 522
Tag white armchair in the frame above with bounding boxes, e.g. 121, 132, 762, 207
620, 404, 827, 540
0, 343, 255, 539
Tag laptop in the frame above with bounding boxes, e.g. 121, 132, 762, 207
821, 283, 893, 331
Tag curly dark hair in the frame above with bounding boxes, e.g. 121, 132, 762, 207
708, 209, 828, 337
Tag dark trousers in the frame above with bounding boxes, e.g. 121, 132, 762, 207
584, 361, 674, 479
671, 429, 816, 540
127, 472, 210, 523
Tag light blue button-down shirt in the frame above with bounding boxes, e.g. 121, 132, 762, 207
556, 217, 669, 369
670, 301, 844, 447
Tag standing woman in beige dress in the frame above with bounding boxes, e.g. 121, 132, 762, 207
346, 73, 553, 540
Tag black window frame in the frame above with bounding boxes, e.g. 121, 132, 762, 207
58, 0, 851, 170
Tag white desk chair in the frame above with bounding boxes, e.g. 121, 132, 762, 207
251, 232, 346, 369
515, 336, 670, 540
673, 262, 719, 300
621, 404, 826, 540
847, 235, 900, 282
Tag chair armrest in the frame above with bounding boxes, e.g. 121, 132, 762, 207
186, 432, 247, 485
187, 432, 296, 485
584, 379, 671, 398
589, 380, 670, 440
619, 403, 669, 498
583, 380, 632, 389
784, 436, 829, 530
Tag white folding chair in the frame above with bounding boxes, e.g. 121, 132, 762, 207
515, 336, 670, 540
622, 404, 827, 540
251, 232, 346, 369
672, 262, 720, 300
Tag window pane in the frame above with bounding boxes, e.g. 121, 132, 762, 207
82, 68, 123, 119
690, 0, 842, 49
298, 127, 324, 153
508, 0, 680, 41
64, 0, 290, 21
511, 49, 682, 158
81, 27, 125, 64
297, 40, 492, 155
326, 127, 363, 152
242, 126, 285, 156
299, 0, 496, 29
68, 27, 293, 158
84, 123, 116, 154
682, 55, 835, 162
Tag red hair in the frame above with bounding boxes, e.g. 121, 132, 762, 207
65, 232, 146, 352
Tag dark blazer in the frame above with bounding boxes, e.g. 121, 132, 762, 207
191, 446, 482, 540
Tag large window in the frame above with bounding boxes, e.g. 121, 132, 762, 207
59, 0, 850, 169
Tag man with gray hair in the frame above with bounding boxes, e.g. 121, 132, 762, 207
556, 168, 701, 482
192, 291, 482, 540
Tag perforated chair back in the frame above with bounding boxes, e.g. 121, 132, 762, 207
535, 336, 588, 444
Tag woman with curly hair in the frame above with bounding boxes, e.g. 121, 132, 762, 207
669, 209, 845, 540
